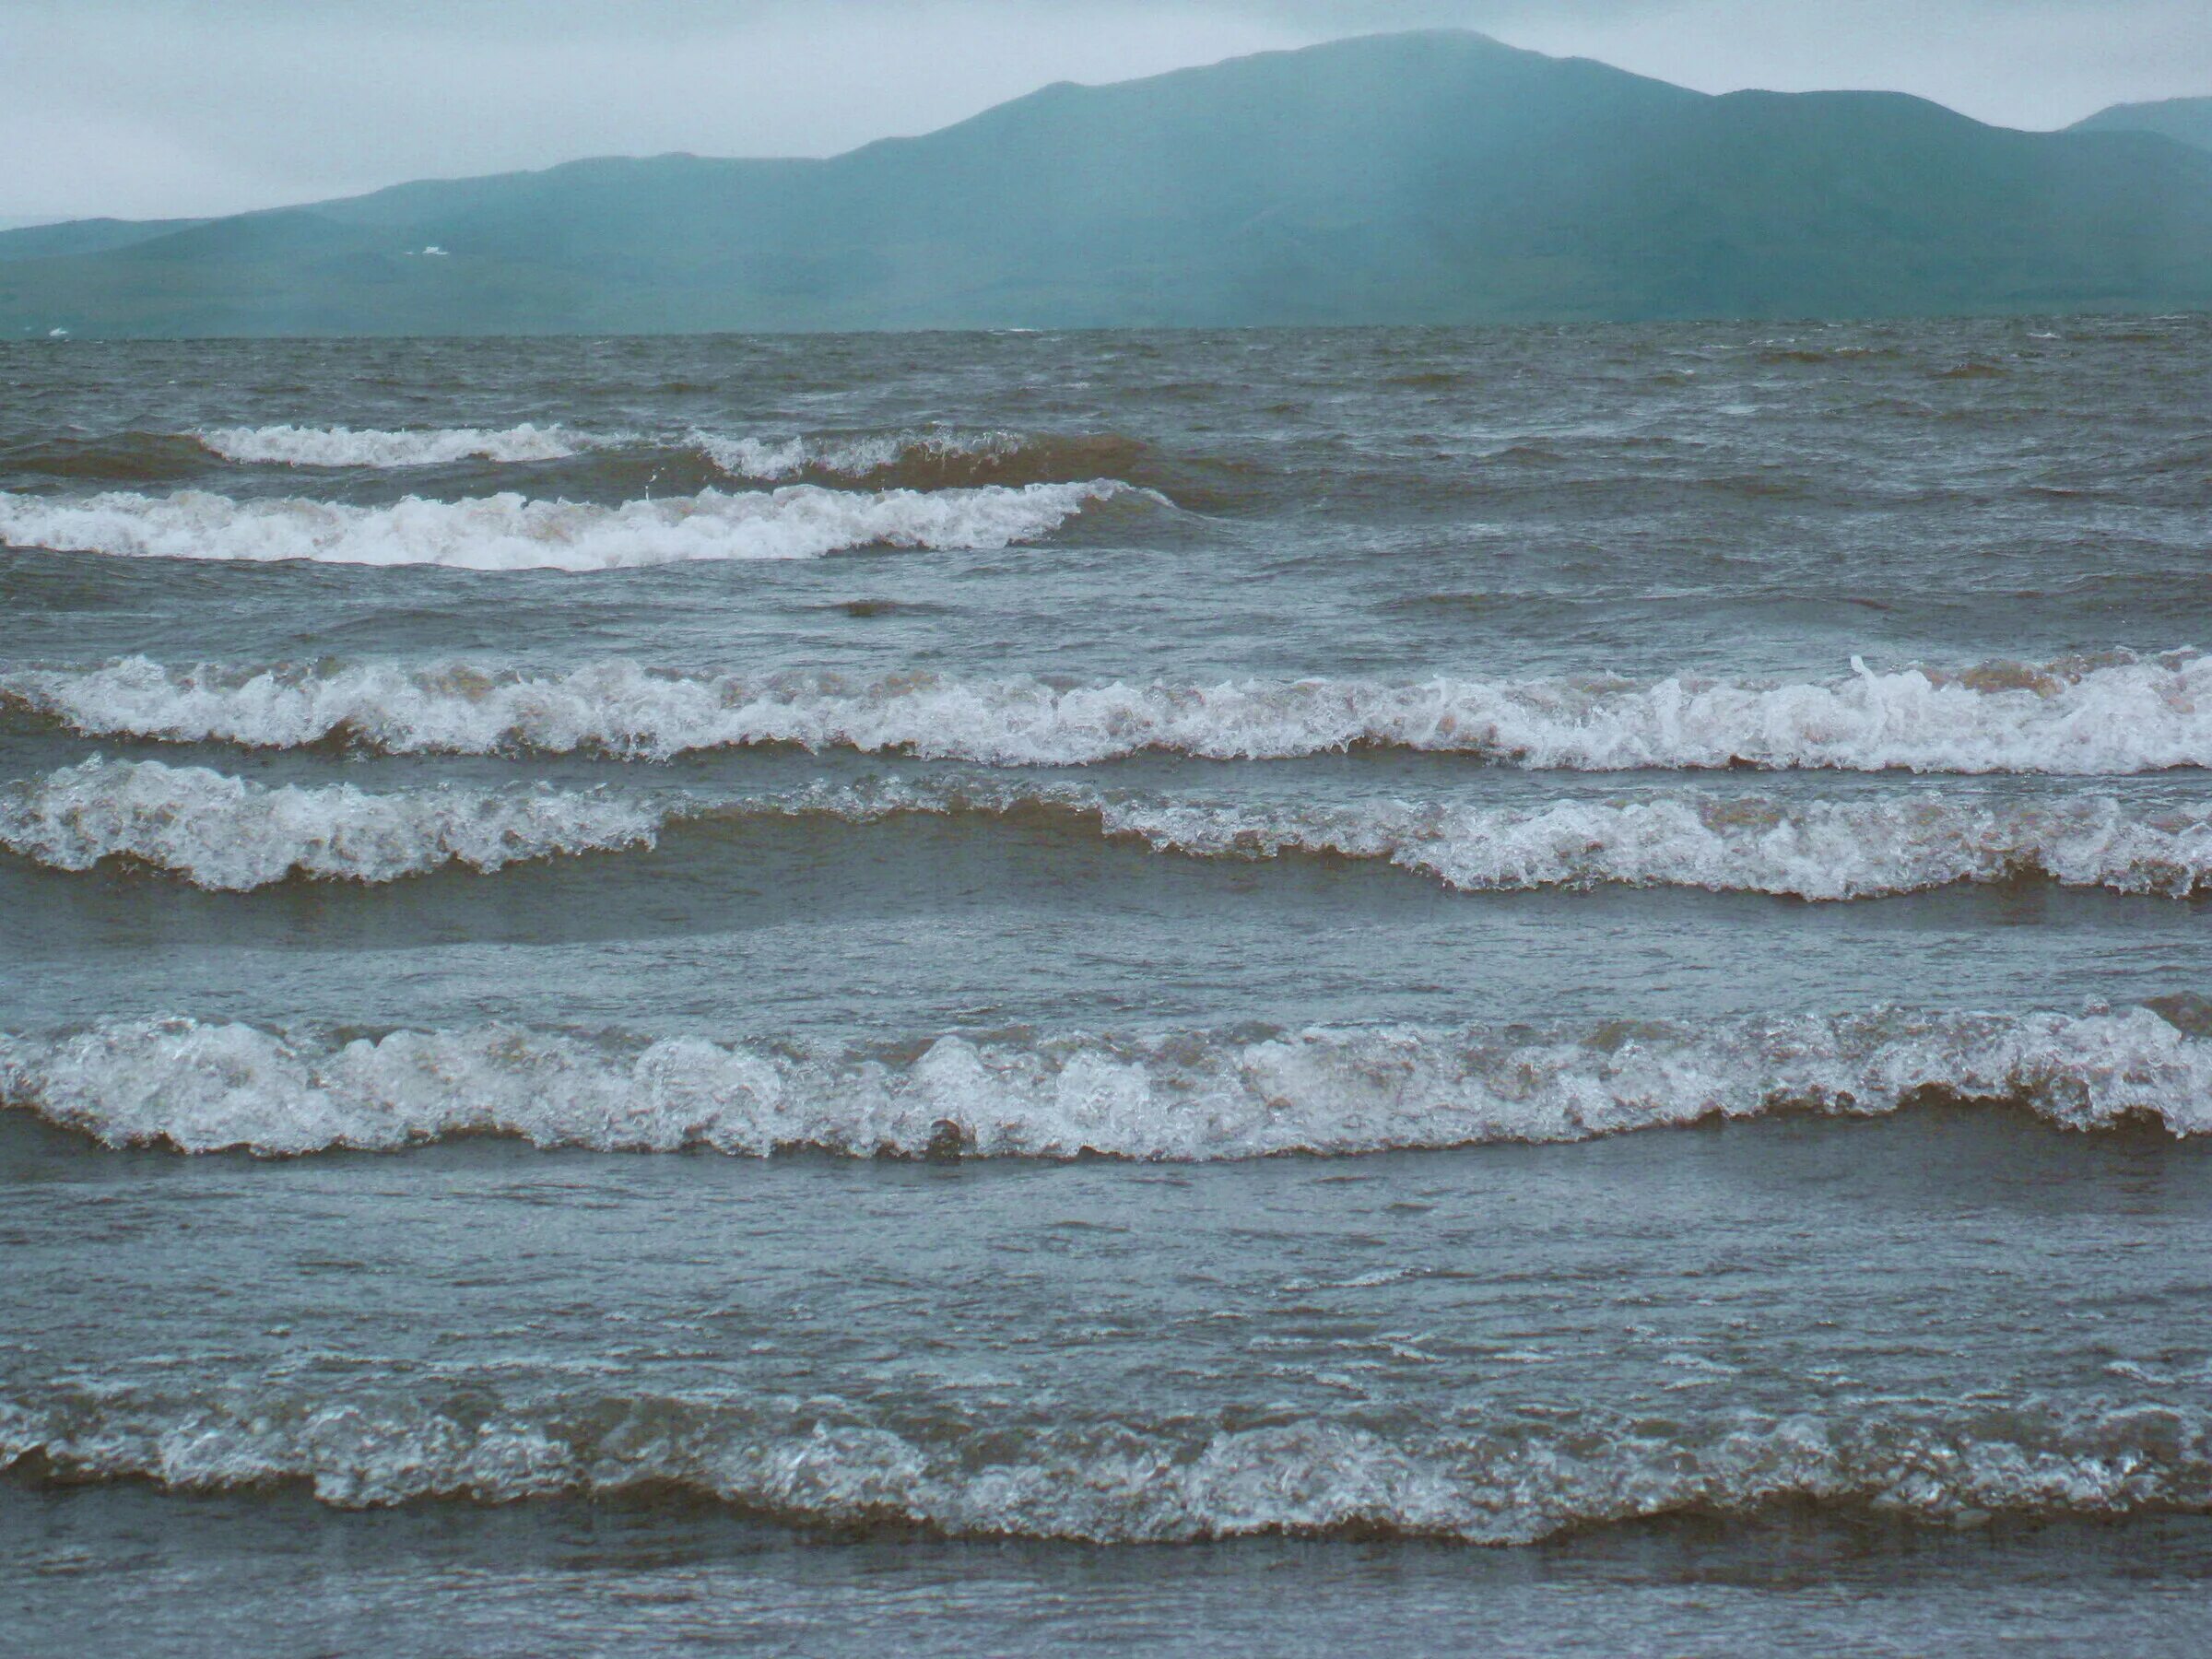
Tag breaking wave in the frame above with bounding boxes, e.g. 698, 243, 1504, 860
0, 757, 656, 889
5, 1005, 2208, 1159
694, 429, 1151, 490
195, 423, 587, 467
2, 1387, 2202, 1540
177, 423, 1147, 491
1026, 784, 2212, 901
0, 481, 1141, 571
6, 651, 2211, 771
11, 765, 2212, 900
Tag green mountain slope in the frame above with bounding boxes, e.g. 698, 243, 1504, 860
5, 30, 2209, 336
0, 218, 211, 264
2072, 97, 2212, 154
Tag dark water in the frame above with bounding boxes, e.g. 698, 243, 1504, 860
2, 317, 2210, 1654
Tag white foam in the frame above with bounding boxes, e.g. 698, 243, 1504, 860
5, 1006, 2206, 1159
196, 424, 589, 467
6, 766, 2207, 900
194, 423, 1117, 484
0, 1386, 2198, 1537
9, 652, 2212, 772
10, 767, 2206, 900
0, 481, 1138, 571
0, 757, 657, 889
708, 779, 2212, 900
694, 429, 1028, 481
1068, 787, 2212, 900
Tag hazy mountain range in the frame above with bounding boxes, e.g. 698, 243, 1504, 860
4, 30, 2209, 337
2071, 96, 2212, 156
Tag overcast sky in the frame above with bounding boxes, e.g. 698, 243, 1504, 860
5, 0, 2207, 224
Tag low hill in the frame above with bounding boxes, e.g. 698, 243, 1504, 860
2072, 97, 2212, 154
5, 30, 2210, 336
0, 218, 211, 264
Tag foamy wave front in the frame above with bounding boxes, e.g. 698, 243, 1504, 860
0, 481, 1138, 571
1060, 785, 2212, 900
12, 766, 2212, 899
0, 757, 657, 889
195, 424, 589, 467
7, 652, 2211, 771
697, 429, 1029, 481
5, 1006, 2206, 1158
688, 428, 1148, 489
184, 423, 1141, 488
3, 1387, 2199, 1539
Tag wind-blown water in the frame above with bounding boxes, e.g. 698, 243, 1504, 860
4, 318, 2211, 1657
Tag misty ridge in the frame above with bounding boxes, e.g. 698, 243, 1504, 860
3, 29, 2210, 337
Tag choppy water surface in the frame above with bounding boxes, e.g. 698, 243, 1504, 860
3, 317, 2210, 1655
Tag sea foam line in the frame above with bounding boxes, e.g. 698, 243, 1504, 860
187, 423, 1109, 483
0, 757, 657, 889
5, 651, 2210, 771
4, 1005, 2206, 1159
195, 424, 588, 467
11, 759, 2212, 900
0, 480, 1142, 571
1053, 784, 2212, 900
691, 428, 1142, 486
2, 1387, 2200, 1539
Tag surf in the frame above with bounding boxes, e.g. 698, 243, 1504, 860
11, 759, 2212, 900
6, 1003, 2208, 1158
9, 651, 2211, 771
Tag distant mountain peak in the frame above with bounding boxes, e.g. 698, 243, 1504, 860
4, 38, 2210, 335
2070, 96, 2212, 153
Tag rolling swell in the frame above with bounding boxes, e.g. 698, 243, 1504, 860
5, 1005, 2208, 1158
7, 651, 2211, 771
0, 430, 214, 485
0, 480, 1148, 571
11, 760, 2212, 900
4, 1387, 2202, 1540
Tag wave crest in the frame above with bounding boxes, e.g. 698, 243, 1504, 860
4, 1006, 2206, 1159
3, 1388, 2201, 1539
0, 481, 1141, 571
177, 424, 1142, 490
696, 429, 1152, 491
195, 424, 586, 467
1056, 785, 2212, 900
13, 765, 2212, 899
0, 757, 656, 889
6, 652, 2210, 771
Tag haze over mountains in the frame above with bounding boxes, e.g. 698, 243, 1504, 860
2072, 96, 2212, 155
4, 30, 2210, 337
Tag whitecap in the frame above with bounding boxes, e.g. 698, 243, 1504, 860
0, 756, 657, 889
12, 765, 2212, 900
0, 1384, 2199, 1539
1074, 786, 2212, 900
694, 429, 1028, 481
9, 650, 2211, 772
5, 1005, 2206, 1158
196, 424, 590, 467
0, 480, 1142, 571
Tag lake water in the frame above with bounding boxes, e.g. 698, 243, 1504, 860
3, 317, 2210, 1654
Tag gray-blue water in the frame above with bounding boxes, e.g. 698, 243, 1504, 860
2, 317, 2210, 1655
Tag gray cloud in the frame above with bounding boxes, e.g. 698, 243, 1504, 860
3, 1, 2205, 222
